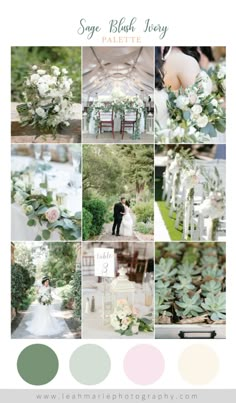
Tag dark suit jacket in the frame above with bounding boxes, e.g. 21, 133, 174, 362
114, 202, 125, 219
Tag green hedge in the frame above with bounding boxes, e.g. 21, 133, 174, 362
83, 199, 106, 239
11, 263, 35, 311
72, 271, 81, 319
82, 208, 93, 241
133, 201, 154, 223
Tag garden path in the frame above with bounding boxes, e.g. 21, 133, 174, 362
154, 202, 171, 241
12, 294, 74, 339
99, 212, 139, 241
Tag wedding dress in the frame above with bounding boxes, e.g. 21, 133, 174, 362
26, 286, 65, 336
120, 206, 133, 236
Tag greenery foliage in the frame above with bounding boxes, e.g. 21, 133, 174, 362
11, 263, 35, 311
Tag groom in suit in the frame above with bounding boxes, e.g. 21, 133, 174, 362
112, 197, 126, 236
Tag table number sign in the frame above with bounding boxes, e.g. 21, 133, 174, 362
94, 248, 115, 277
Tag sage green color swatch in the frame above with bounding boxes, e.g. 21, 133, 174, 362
17, 344, 59, 385
70, 344, 111, 385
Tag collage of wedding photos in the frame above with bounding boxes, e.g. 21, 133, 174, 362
11, 46, 226, 340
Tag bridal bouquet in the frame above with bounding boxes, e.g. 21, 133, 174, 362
208, 62, 226, 99
17, 65, 74, 138
166, 79, 226, 143
11, 171, 81, 241
110, 299, 153, 336
38, 289, 53, 306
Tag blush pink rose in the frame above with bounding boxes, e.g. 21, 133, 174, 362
45, 207, 60, 223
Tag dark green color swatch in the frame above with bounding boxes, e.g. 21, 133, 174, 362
17, 344, 59, 385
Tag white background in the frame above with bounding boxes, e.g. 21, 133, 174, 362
0, 0, 235, 390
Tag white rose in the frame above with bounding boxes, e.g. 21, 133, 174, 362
191, 104, 202, 115
30, 74, 40, 84
32, 65, 38, 70
37, 69, 46, 75
54, 105, 60, 112
188, 91, 198, 105
175, 95, 189, 110
211, 99, 218, 107
196, 114, 208, 128
217, 71, 224, 79
51, 66, 60, 76
35, 107, 46, 118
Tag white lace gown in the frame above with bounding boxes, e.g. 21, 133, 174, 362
120, 206, 133, 236
26, 286, 65, 336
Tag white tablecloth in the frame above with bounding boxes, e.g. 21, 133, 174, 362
82, 278, 154, 339
11, 156, 82, 241
89, 111, 145, 135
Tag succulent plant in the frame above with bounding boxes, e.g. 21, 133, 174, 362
173, 276, 196, 292
154, 242, 226, 324
163, 243, 185, 255
201, 292, 226, 321
177, 262, 201, 277
201, 255, 219, 268
156, 280, 173, 301
155, 258, 177, 281
175, 294, 203, 318
155, 295, 172, 319
217, 243, 226, 256
201, 280, 222, 296
202, 266, 224, 280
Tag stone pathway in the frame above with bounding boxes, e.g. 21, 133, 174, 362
99, 222, 139, 241
12, 297, 74, 339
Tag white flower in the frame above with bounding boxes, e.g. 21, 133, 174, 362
191, 104, 202, 115
32, 65, 38, 70
175, 95, 189, 110
188, 91, 198, 105
62, 68, 68, 74
173, 127, 185, 137
211, 99, 218, 107
35, 107, 46, 118
54, 105, 60, 112
121, 324, 128, 331
222, 79, 226, 91
196, 114, 208, 128
51, 66, 60, 76
37, 83, 49, 97
30, 74, 40, 84
14, 191, 25, 205
37, 69, 46, 75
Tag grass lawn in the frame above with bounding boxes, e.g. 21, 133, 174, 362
157, 201, 184, 241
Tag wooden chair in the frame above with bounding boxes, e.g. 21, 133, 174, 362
98, 110, 114, 138
121, 110, 137, 139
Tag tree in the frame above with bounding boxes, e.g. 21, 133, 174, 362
11, 263, 35, 311
116, 145, 154, 201
83, 145, 124, 197
14, 243, 37, 277
42, 243, 77, 287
